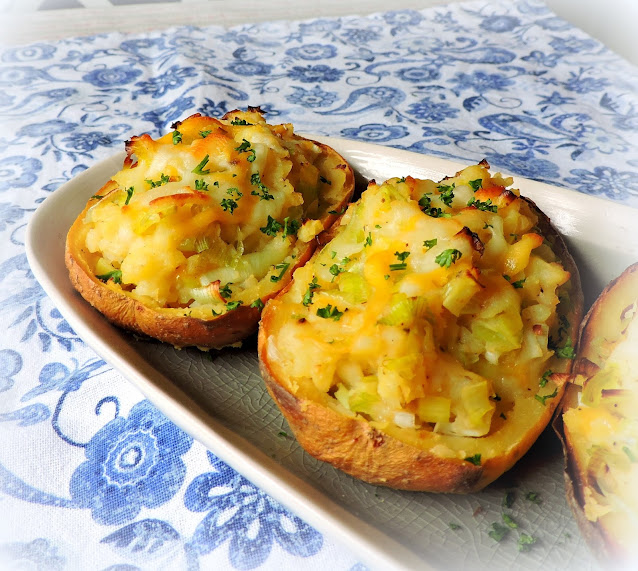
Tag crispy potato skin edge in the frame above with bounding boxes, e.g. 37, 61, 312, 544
257, 193, 583, 493
65, 137, 355, 349
555, 262, 638, 566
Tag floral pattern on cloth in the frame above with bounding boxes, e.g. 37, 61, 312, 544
1, 0, 637, 569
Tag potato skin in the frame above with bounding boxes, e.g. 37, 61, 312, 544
556, 263, 638, 566
258, 184, 582, 493
65, 133, 354, 349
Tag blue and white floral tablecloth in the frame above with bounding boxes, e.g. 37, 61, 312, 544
2, 1, 638, 569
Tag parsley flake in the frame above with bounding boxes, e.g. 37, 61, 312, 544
220, 198, 239, 213
235, 139, 256, 162
364, 232, 373, 247
260, 216, 283, 237
219, 283, 232, 299
226, 300, 243, 311
437, 183, 455, 206
488, 523, 510, 542
423, 238, 437, 250
535, 387, 558, 405
302, 277, 320, 306
517, 534, 537, 552
270, 262, 290, 283
146, 174, 170, 188
199, 129, 212, 138
468, 196, 498, 212
468, 178, 482, 192
448, 523, 462, 531
539, 370, 552, 388
555, 338, 575, 359
250, 173, 274, 201
172, 130, 182, 145
231, 117, 250, 125
502, 514, 518, 529
192, 155, 211, 175
96, 269, 122, 284
435, 248, 463, 269
316, 304, 344, 321
418, 193, 432, 210
250, 298, 265, 309
526, 491, 542, 504
464, 453, 481, 466
124, 186, 134, 205
195, 179, 209, 191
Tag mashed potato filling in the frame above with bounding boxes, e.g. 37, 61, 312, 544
268, 163, 574, 440
80, 109, 348, 317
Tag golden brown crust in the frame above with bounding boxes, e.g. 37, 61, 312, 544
257, 180, 583, 493
65, 128, 354, 349
556, 262, 638, 566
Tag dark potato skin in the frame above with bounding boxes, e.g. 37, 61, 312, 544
257, 187, 583, 493
65, 137, 354, 349
555, 263, 638, 566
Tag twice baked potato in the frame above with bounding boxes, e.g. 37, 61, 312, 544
65, 108, 354, 348
558, 263, 638, 566
258, 162, 583, 493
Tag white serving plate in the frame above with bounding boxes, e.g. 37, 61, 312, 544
26, 137, 638, 570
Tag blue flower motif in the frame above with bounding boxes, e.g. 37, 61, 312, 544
141, 96, 195, 131
480, 15, 521, 33
69, 400, 192, 526
579, 126, 628, 154
450, 70, 514, 93
341, 28, 378, 45
286, 85, 337, 108
287, 64, 343, 83
484, 150, 560, 180
535, 17, 571, 31
225, 61, 274, 77
185, 454, 322, 570
563, 73, 609, 94
406, 98, 459, 122
341, 123, 409, 142
134, 65, 197, 99
0, 66, 49, 87
17, 119, 78, 137
0, 203, 25, 232
0, 156, 42, 191
286, 44, 337, 60
382, 10, 423, 27
564, 166, 638, 200
395, 64, 440, 83
82, 65, 143, 88
0, 349, 22, 392
61, 131, 115, 152
198, 98, 229, 118
2, 44, 56, 62
537, 91, 575, 110
549, 36, 598, 54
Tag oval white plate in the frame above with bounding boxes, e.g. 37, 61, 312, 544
26, 137, 638, 571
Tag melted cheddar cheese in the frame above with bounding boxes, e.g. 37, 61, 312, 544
79, 109, 348, 317
266, 163, 575, 441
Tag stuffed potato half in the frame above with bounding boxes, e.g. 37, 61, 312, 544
65, 108, 354, 348
259, 162, 583, 493
558, 263, 638, 566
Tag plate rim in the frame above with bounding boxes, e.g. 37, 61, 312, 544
25, 136, 637, 570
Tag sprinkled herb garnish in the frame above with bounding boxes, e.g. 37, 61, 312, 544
464, 453, 481, 466
124, 186, 134, 205
282, 217, 301, 238
526, 491, 542, 504
468, 196, 498, 212
219, 283, 232, 299
316, 304, 343, 321
535, 387, 558, 405
539, 370, 552, 388
226, 300, 243, 311
468, 178, 482, 192
235, 139, 256, 162
488, 523, 510, 542
250, 172, 274, 201
503, 491, 515, 509
172, 130, 182, 145
423, 238, 437, 250
270, 262, 290, 283
195, 179, 209, 191
418, 193, 432, 211
146, 174, 170, 188
435, 248, 462, 269
328, 206, 347, 215
199, 129, 212, 138
438, 183, 455, 206
502, 514, 518, 529
511, 278, 526, 289
448, 523, 462, 530
96, 269, 122, 284
220, 198, 239, 213
517, 534, 537, 552
192, 155, 211, 175
390, 251, 410, 271
231, 117, 250, 125
302, 277, 320, 306
260, 216, 283, 237
250, 298, 265, 309
555, 338, 575, 359
424, 207, 450, 218
364, 232, 372, 247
